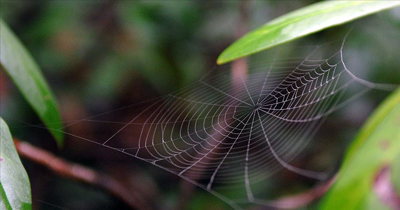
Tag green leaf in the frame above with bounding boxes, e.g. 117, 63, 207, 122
0, 118, 32, 210
363, 191, 391, 210
217, 1, 400, 64
392, 154, 400, 195
0, 19, 64, 146
320, 87, 400, 210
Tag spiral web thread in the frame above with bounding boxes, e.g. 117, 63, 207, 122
59, 37, 398, 209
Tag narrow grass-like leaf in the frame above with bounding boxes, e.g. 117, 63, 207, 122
320, 87, 400, 209
217, 1, 400, 64
0, 19, 63, 146
0, 118, 32, 210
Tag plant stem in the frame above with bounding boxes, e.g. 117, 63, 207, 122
14, 139, 153, 210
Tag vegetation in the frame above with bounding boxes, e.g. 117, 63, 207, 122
1, 1, 399, 209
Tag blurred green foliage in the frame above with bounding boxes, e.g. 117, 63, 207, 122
393, 154, 400, 194
321, 87, 400, 209
1, 1, 400, 209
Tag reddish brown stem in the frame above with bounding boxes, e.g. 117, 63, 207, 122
14, 139, 151, 210
268, 175, 337, 209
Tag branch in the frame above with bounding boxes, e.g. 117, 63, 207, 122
14, 139, 153, 210
268, 175, 337, 209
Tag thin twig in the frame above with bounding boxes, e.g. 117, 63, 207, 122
14, 139, 151, 210
268, 175, 337, 209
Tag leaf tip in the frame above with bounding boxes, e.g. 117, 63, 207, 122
52, 129, 64, 149
216, 59, 225, 65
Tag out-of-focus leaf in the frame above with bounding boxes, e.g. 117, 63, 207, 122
217, 1, 400, 64
0, 118, 32, 210
392, 154, 400, 194
321, 87, 400, 210
363, 191, 391, 210
0, 19, 63, 146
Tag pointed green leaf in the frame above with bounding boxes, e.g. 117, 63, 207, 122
0, 19, 63, 146
320, 87, 400, 209
217, 1, 400, 64
0, 118, 32, 210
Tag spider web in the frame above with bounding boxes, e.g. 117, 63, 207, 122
57, 36, 398, 209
